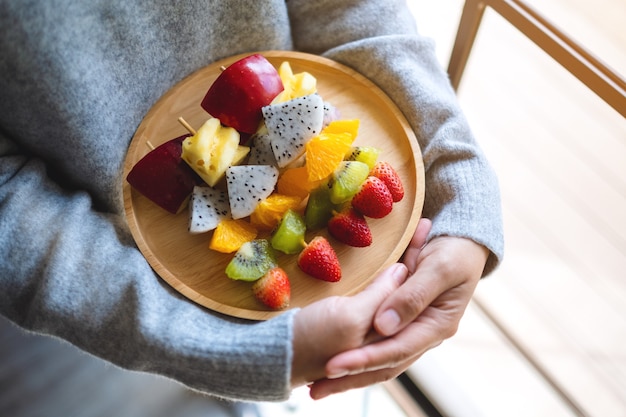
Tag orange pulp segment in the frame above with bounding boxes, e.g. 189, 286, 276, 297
209, 219, 258, 253
321, 119, 360, 140
277, 166, 322, 199
250, 194, 303, 231
305, 131, 354, 182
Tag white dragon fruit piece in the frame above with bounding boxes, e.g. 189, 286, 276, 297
226, 165, 279, 219
188, 185, 231, 233
262, 93, 324, 168
247, 132, 277, 166
323, 101, 341, 128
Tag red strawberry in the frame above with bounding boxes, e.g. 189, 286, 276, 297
370, 161, 404, 202
252, 266, 291, 310
351, 176, 393, 218
297, 236, 341, 282
328, 207, 372, 247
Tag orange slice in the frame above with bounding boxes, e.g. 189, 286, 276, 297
209, 219, 258, 253
305, 131, 354, 182
250, 194, 303, 231
277, 166, 321, 198
321, 119, 360, 140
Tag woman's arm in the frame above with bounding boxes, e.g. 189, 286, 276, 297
0, 134, 298, 401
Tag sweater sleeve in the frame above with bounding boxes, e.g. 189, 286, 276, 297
287, 0, 504, 275
0, 134, 296, 401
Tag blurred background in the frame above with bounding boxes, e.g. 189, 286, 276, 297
406, 0, 626, 416
2, 1, 624, 416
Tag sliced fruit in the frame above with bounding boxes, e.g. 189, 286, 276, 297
126, 134, 199, 214
252, 266, 291, 310
247, 131, 277, 166
344, 146, 380, 169
328, 160, 370, 204
370, 161, 404, 203
188, 185, 230, 234
225, 165, 279, 219
225, 239, 276, 281
305, 131, 354, 182
262, 94, 325, 168
351, 176, 393, 219
250, 194, 302, 231
232, 145, 251, 166
270, 209, 306, 255
322, 102, 341, 128
181, 117, 242, 187
304, 185, 336, 230
201, 54, 284, 135
272, 61, 317, 103
321, 119, 360, 141
327, 207, 372, 247
277, 166, 320, 199
209, 219, 258, 253
297, 236, 341, 282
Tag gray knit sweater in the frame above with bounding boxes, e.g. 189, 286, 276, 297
0, 0, 503, 401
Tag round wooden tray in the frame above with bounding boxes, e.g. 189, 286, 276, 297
123, 51, 424, 320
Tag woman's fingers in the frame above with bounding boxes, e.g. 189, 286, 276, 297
400, 218, 432, 274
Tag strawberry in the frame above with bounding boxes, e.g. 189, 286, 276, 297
252, 266, 291, 310
350, 176, 393, 218
328, 207, 372, 247
297, 236, 341, 282
370, 161, 404, 202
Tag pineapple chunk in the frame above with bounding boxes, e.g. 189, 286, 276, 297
182, 117, 240, 186
232, 145, 251, 166
272, 61, 317, 103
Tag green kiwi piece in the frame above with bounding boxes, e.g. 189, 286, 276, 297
329, 161, 370, 204
305, 185, 336, 230
270, 209, 306, 255
225, 239, 277, 281
344, 146, 380, 169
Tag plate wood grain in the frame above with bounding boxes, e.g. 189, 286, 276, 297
123, 51, 424, 320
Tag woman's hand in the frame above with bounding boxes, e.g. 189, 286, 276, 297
308, 220, 488, 399
290, 262, 410, 388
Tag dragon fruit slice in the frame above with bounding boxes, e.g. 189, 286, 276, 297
188, 185, 231, 233
323, 101, 341, 128
262, 93, 324, 168
247, 132, 277, 166
226, 165, 279, 219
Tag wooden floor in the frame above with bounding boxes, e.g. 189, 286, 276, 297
407, 1, 626, 416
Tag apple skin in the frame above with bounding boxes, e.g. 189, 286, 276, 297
127, 134, 201, 214
201, 54, 284, 138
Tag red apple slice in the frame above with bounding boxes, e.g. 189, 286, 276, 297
126, 134, 201, 214
200, 54, 284, 137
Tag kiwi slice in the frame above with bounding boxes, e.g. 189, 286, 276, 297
270, 209, 306, 255
225, 239, 277, 281
329, 161, 370, 204
305, 185, 336, 230
344, 146, 380, 169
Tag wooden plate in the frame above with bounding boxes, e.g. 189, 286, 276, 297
123, 51, 424, 320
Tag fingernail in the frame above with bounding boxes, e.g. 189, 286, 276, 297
376, 309, 401, 335
393, 263, 408, 282
310, 389, 329, 401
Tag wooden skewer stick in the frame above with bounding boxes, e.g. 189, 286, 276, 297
178, 117, 197, 135
146, 141, 156, 150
